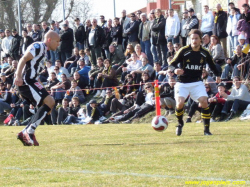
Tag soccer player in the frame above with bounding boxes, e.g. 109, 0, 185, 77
15, 31, 60, 146
169, 29, 221, 136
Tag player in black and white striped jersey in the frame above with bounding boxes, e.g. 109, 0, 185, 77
15, 31, 60, 146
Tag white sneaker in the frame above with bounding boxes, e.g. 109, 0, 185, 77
100, 90, 106, 97
94, 90, 101, 97
210, 118, 216, 123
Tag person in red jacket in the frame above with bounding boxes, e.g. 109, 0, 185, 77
208, 82, 230, 122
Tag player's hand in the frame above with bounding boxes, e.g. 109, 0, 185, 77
174, 68, 184, 75
14, 76, 23, 86
216, 77, 221, 83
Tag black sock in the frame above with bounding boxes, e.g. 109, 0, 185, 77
175, 108, 184, 125
201, 107, 211, 132
24, 104, 51, 134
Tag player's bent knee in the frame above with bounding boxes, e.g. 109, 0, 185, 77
43, 95, 55, 109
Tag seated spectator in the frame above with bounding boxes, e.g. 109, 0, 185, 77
94, 59, 119, 97
84, 48, 93, 66
50, 73, 71, 104
64, 47, 80, 74
89, 57, 104, 94
119, 74, 135, 99
109, 44, 126, 70
166, 42, 175, 59
134, 44, 147, 61
45, 61, 55, 78
221, 46, 246, 81
159, 69, 177, 88
0, 72, 12, 90
111, 82, 155, 123
45, 72, 59, 91
63, 97, 81, 124
186, 84, 214, 123
4, 60, 17, 83
234, 34, 249, 55
209, 35, 225, 65
73, 71, 86, 90
79, 49, 90, 66
173, 43, 181, 53
53, 66, 62, 81
124, 44, 135, 61
55, 60, 70, 78
160, 77, 176, 116
202, 34, 210, 49
51, 98, 69, 125
0, 82, 11, 115
121, 52, 142, 83
77, 59, 91, 85
208, 83, 230, 122
97, 89, 116, 116
151, 62, 165, 82
86, 99, 102, 124
202, 69, 217, 94
219, 76, 250, 121
65, 80, 85, 104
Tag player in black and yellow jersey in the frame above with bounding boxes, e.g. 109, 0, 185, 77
169, 29, 221, 136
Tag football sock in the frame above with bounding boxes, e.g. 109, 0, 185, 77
25, 104, 51, 134
201, 107, 211, 132
175, 108, 184, 125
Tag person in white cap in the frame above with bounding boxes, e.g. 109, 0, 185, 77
234, 34, 249, 54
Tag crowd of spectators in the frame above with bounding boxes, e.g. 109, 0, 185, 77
0, 2, 250, 125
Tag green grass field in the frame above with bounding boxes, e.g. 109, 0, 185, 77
0, 119, 250, 187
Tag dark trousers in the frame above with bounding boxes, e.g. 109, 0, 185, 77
23, 104, 33, 121
94, 77, 118, 89
135, 91, 146, 106
61, 52, 72, 66
210, 102, 224, 118
122, 37, 128, 52
181, 37, 187, 46
188, 102, 201, 118
10, 107, 23, 120
156, 44, 167, 66
110, 98, 127, 113
90, 46, 102, 66
222, 99, 250, 114
51, 107, 68, 124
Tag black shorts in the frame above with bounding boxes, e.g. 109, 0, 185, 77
17, 80, 49, 107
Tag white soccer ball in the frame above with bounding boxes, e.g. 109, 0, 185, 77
151, 116, 168, 132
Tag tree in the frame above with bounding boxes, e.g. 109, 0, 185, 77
0, 0, 94, 31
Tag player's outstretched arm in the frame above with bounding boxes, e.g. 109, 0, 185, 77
14, 52, 33, 86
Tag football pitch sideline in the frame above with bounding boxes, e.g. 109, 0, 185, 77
0, 121, 249, 187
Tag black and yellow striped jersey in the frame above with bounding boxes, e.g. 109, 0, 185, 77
169, 45, 219, 83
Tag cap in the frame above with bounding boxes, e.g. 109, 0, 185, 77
74, 18, 80, 21
114, 17, 120, 21
238, 34, 246, 40
136, 10, 142, 14
0, 73, 6, 76
12, 28, 17, 32
50, 20, 55, 24
188, 8, 194, 12
130, 13, 136, 17
89, 99, 97, 104
150, 9, 155, 14
228, 2, 234, 5
183, 11, 188, 14
217, 82, 226, 88
0, 29, 4, 33
62, 24, 68, 28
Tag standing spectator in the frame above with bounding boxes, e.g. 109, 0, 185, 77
213, 4, 228, 56
0, 29, 4, 60
124, 13, 140, 48
99, 15, 107, 28
111, 17, 123, 55
84, 19, 92, 49
50, 20, 60, 65
0, 82, 11, 115
50, 20, 59, 34
41, 21, 50, 41
183, 8, 199, 45
26, 23, 33, 36
149, 9, 158, 63
59, 24, 74, 65
55, 60, 70, 78
101, 18, 112, 59
9, 29, 22, 60
20, 29, 34, 56
136, 10, 142, 24
180, 11, 189, 46
74, 18, 86, 50
31, 24, 42, 42
151, 9, 167, 66
201, 5, 214, 36
228, 2, 240, 15
1, 29, 13, 58
165, 9, 180, 44
227, 7, 240, 51
139, 13, 153, 65
55, 22, 61, 31
121, 10, 131, 51
87, 19, 105, 66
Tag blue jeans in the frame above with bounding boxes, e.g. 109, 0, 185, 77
150, 44, 158, 63
63, 115, 80, 124
67, 62, 77, 75
50, 50, 59, 66
221, 64, 232, 79
140, 40, 153, 66
61, 52, 72, 66
76, 42, 85, 50
167, 36, 179, 44
122, 37, 128, 52
156, 44, 167, 66
0, 101, 11, 113
229, 35, 239, 51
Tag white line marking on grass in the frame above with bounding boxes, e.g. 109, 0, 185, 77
1, 167, 250, 183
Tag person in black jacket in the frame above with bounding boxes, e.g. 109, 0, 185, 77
9, 29, 22, 60
59, 24, 74, 65
0, 82, 12, 115
86, 19, 105, 65
74, 18, 86, 50
86, 99, 102, 124
31, 24, 42, 42
20, 29, 34, 56
63, 97, 81, 124
213, 4, 228, 56
111, 17, 123, 54
151, 9, 167, 67
41, 21, 50, 41
124, 13, 140, 48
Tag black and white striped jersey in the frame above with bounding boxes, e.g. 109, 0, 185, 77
22, 42, 47, 82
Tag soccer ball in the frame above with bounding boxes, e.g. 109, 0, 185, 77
151, 116, 168, 132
